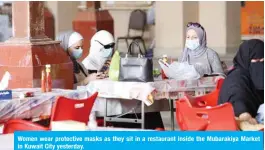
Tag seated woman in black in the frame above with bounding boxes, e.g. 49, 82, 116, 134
218, 39, 264, 127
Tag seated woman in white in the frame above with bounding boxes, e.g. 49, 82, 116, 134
82, 30, 115, 73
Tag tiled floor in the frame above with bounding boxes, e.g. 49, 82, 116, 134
161, 111, 178, 130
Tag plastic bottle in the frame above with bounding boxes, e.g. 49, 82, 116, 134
41, 70, 46, 93
162, 54, 168, 63
161, 54, 168, 79
46, 64, 52, 92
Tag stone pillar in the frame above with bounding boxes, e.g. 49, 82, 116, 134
44, 7, 55, 40
73, 2, 114, 61
154, 1, 199, 59
0, 1, 73, 89
199, 1, 241, 55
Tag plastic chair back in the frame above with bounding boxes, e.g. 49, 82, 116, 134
176, 99, 238, 131
128, 9, 146, 31
176, 100, 208, 131
2, 92, 98, 133
3, 119, 49, 134
186, 78, 224, 108
50, 92, 98, 125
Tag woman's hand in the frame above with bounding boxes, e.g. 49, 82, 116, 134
81, 72, 104, 85
84, 72, 107, 85
96, 72, 106, 79
239, 112, 258, 124
85, 73, 98, 82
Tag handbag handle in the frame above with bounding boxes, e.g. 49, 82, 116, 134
127, 41, 144, 56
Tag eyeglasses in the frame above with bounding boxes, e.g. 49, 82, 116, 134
95, 40, 115, 49
187, 22, 205, 30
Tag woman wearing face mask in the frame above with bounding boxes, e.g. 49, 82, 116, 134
218, 39, 264, 127
82, 30, 115, 74
82, 31, 165, 130
179, 22, 224, 76
57, 31, 101, 88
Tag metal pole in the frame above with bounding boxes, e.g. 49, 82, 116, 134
104, 98, 107, 127
169, 98, 175, 130
141, 101, 145, 129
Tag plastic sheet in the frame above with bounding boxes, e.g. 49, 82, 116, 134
158, 60, 200, 80
0, 88, 88, 123
85, 77, 218, 116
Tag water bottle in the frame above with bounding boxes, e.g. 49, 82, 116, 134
161, 54, 168, 79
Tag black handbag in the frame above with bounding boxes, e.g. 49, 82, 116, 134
118, 41, 153, 82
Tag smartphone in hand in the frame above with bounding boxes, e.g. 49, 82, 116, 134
89, 70, 98, 74
96, 72, 106, 79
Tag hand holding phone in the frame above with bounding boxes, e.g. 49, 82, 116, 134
96, 72, 105, 79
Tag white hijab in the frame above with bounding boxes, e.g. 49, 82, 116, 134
56, 31, 83, 52
82, 30, 114, 71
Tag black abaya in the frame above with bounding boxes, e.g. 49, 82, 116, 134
218, 69, 263, 117
218, 39, 264, 117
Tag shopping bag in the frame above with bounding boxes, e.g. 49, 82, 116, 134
119, 41, 154, 82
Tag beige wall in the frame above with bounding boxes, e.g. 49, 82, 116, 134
155, 2, 184, 58
199, 2, 227, 55
45, 1, 79, 37
183, 1, 199, 33
154, 1, 241, 58
45, 1, 154, 52
199, 1, 241, 55
154, 1, 200, 58
226, 1, 241, 54
109, 9, 155, 53
45, 1, 241, 58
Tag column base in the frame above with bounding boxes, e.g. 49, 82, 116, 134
0, 40, 74, 89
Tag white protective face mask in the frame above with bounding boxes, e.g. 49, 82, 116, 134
71, 48, 83, 59
101, 48, 113, 58
186, 39, 200, 50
